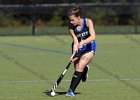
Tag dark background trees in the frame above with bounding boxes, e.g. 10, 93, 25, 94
0, 0, 139, 4
0, 0, 139, 27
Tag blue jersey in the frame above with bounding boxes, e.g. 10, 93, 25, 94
71, 18, 96, 56
72, 18, 90, 42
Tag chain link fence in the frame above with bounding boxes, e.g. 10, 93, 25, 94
0, 3, 140, 35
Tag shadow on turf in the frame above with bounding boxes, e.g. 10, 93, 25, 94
44, 90, 81, 97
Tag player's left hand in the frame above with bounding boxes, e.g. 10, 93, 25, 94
70, 57, 78, 62
69, 54, 78, 62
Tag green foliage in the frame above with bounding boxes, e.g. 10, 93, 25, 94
46, 16, 63, 26
1, 0, 136, 4
86, 8, 118, 25
0, 12, 13, 27
0, 1, 140, 27
0, 12, 23, 27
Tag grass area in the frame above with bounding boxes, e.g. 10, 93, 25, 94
0, 34, 140, 100
0, 25, 140, 36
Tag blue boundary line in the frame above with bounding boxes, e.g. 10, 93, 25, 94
0, 42, 71, 55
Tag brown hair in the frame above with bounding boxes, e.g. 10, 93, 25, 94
67, 5, 81, 17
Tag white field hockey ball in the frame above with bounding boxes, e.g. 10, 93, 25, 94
50, 91, 55, 96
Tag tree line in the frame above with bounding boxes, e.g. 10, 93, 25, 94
0, 0, 139, 27
0, 0, 139, 4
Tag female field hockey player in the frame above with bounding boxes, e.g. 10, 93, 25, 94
66, 5, 96, 96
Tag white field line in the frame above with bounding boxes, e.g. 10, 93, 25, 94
0, 78, 140, 83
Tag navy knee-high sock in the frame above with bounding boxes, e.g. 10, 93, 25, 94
69, 71, 83, 92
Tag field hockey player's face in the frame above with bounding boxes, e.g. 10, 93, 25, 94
69, 15, 80, 26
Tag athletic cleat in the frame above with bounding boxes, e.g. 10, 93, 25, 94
82, 65, 89, 82
66, 89, 75, 97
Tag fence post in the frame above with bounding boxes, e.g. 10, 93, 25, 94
134, 3, 138, 34
32, 0, 36, 35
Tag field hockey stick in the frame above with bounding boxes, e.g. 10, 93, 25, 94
48, 52, 77, 95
